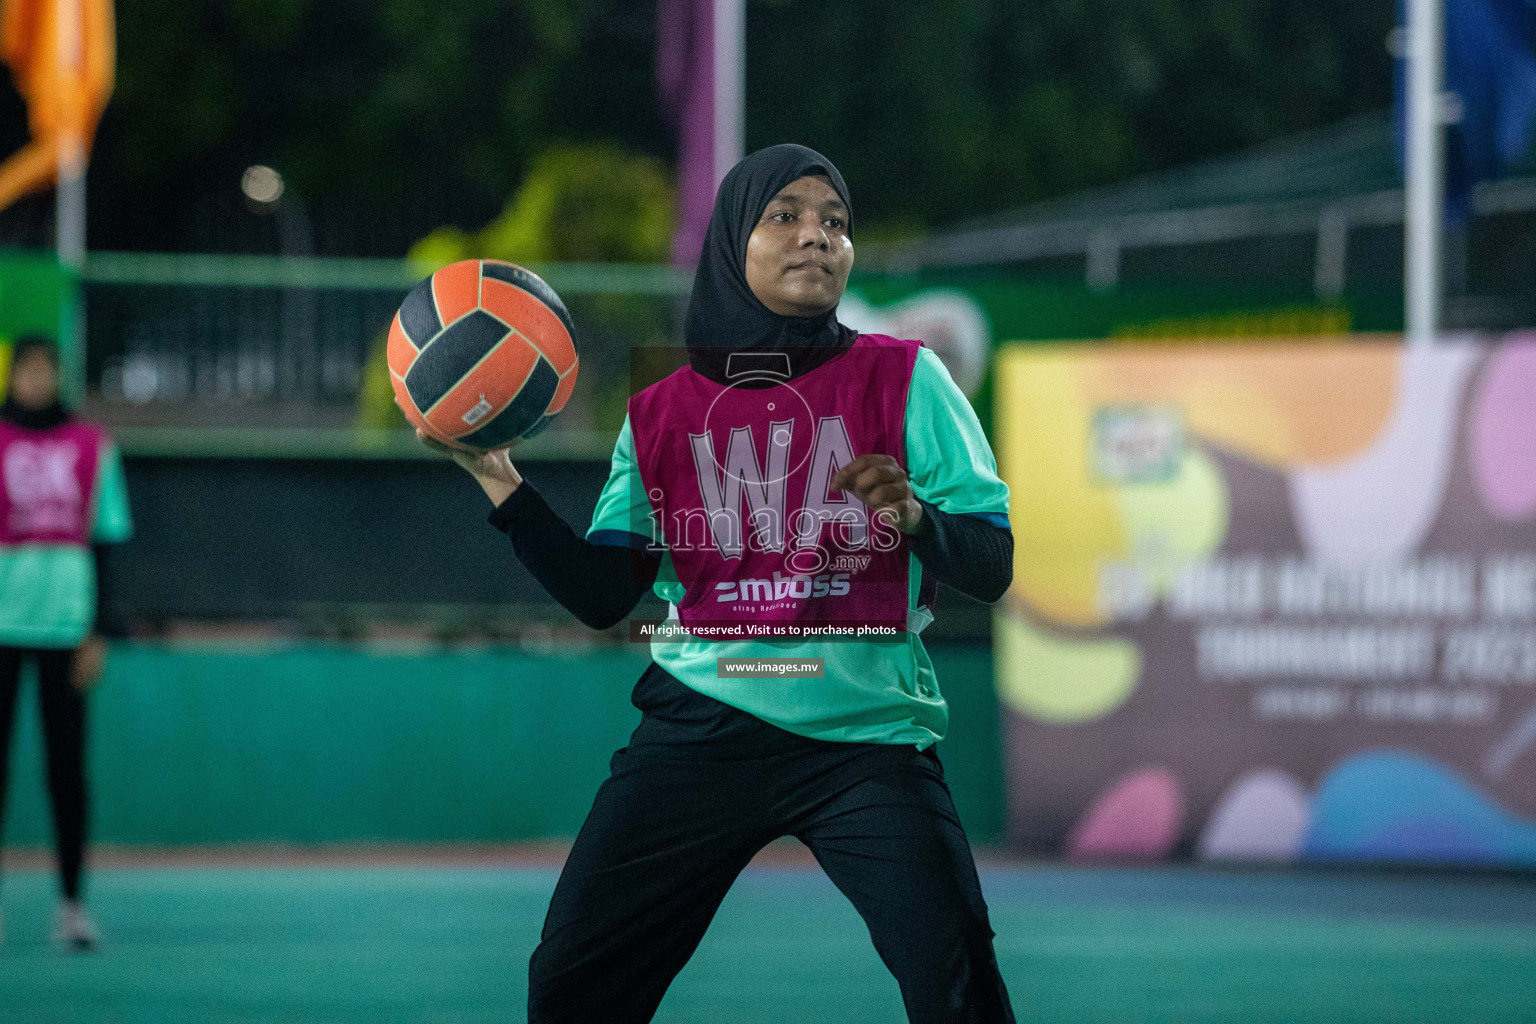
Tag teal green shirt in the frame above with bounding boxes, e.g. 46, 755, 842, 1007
0, 441, 132, 648
587, 346, 1009, 747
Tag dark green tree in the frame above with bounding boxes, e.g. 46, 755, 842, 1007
0, 0, 1394, 254
747, 0, 1393, 233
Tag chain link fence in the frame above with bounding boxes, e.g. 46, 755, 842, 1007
83, 254, 690, 437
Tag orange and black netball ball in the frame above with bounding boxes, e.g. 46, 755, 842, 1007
388, 259, 579, 450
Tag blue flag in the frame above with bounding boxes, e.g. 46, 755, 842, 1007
1396, 0, 1536, 220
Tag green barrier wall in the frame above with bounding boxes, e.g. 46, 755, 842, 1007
3, 641, 1005, 850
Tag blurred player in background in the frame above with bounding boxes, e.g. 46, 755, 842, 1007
427, 145, 1016, 1022
0, 335, 132, 950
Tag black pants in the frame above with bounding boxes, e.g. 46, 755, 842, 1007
528, 664, 1016, 1023
0, 646, 88, 900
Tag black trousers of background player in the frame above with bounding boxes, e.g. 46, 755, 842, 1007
527, 664, 1017, 1024
0, 647, 88, 900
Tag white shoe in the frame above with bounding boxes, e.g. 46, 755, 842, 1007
53, 900, 100, 952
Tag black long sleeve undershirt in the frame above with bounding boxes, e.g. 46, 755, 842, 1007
489, 481, 1013, 629
906, 498, 1015, 604
489, 483, 660, 630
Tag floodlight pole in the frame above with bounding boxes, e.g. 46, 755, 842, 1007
55, 0, 86, 271
55, 0, 88, 405
713, 0, 745, 188
1405, 0, 1446, 348
56, 148, 85, 271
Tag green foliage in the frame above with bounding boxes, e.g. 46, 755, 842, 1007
86, 0, 667, 254
355, 329, 409, 430
747, 0, 1393, 231
390, 143, 674, 436
409, 143, 674, 269
63, 0, 1392, 253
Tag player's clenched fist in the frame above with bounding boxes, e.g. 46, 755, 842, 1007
829, 454, 924, 534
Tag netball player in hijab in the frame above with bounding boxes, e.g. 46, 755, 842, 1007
425, 144, 1017, 1022
0, 335, 132, 951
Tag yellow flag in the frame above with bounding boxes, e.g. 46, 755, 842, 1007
0, 0, 115, 211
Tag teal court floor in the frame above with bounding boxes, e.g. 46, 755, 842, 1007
1, 860, 1534, 1023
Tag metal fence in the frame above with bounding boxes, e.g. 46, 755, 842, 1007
83, 254, 691, 436
872, 178, 1536, 329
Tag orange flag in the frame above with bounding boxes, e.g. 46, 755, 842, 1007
0, 0, 114, 211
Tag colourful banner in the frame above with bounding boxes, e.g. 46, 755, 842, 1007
995, 336, 1536, 866
845, 271, 1400, 448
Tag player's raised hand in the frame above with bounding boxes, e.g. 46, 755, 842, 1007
829, 454, 924, 534
416, 428, 524, 506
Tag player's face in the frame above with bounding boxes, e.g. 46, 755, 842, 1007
8, 350, 59, 411
744, 175, 853, 318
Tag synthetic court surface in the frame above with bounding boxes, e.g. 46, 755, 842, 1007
2, 857, 1534, 1023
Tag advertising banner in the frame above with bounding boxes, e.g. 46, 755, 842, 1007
995, 336, 1536, 866
0, 252, 77, 397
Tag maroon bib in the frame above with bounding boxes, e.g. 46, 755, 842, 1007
0, 420, 107, 547
629, 334, 920, 638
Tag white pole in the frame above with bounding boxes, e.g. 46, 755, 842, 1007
55, 0, 87, 403
56, 151, 85, 271
55, 0, 86, 271
1405, 0, 1445, 348
713, 0, 745, 187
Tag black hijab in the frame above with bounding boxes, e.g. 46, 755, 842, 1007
1, 335, 70, 431
684, 144, 858, 386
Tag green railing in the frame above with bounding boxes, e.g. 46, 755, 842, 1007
83, 251, 692, 295
79, 252, 685, 458
108, 424, 620, 461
